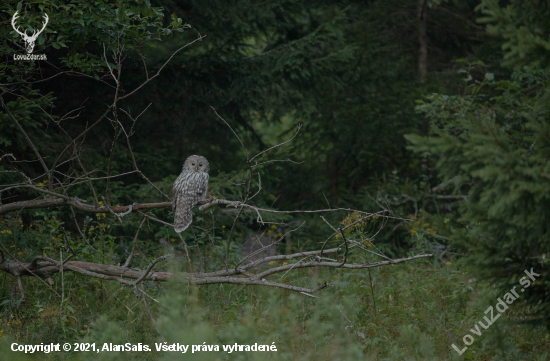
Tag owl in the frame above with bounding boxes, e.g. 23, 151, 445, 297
173, 155, 210, 233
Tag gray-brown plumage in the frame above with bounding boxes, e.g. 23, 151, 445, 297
173, 155, 209, 233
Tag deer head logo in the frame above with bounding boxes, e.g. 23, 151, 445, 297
11, 11, 49, 54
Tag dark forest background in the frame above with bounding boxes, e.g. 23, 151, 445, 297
1, 0, 549, 359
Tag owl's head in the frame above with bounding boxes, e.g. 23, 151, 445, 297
183, 155, 209, 173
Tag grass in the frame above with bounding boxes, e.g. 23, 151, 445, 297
1, 250, 549, 360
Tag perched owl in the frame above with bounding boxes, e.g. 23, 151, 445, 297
173, 155, 210, 233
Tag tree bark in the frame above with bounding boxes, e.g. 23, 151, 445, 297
417, 0, 428, 82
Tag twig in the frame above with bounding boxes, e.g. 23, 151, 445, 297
0, 241, 61, 298
367, 260, 377, 316
140, 283, 163, 338
249, 124, 302, 163
176, 233, 192, 265
0, 154, 16, 163
118, 35, 206, 101
124, 217, 147, 268
134, 255, 171, 285
60, 249, 64, 306
0, 96, 50, 185
210, 107, 249, 160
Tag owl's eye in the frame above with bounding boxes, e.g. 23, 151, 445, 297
191, 163, 195, 166
199, 163, 203, 166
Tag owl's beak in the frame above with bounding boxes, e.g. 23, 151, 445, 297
195, 167, 198, 172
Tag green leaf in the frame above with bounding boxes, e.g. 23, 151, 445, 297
485, 73, 494, 81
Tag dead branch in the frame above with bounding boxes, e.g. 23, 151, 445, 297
0, 252, 432, 295
123, 217, 147, 268
118, 35, 206, 101
0, 96, 50, 183
249, 124, 302, 163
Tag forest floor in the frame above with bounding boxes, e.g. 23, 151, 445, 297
1, 254, 548, 360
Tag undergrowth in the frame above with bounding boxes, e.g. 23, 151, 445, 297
1, 253, 548, 360
1, 211, 548, 360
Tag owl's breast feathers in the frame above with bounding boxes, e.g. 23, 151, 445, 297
173, 171, 209, 195
172, 170, 209, 233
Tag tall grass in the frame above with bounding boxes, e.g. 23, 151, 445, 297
1, 252, 548, 360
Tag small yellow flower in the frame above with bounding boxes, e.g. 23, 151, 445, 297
283, 262, 288, 265
222, 225, 226, 228
423, 223, 430, 228
271, 225, 277, 230
267, 230, 272, 234
365, 242, 372, 247
170, 238, 175, 243
268, 261, 275, 265
0, 230, 12, 235
17, 251, 23, 256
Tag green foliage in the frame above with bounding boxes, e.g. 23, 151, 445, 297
478, 0, 550, 70
2, 247, 549, 359
407, 64, 550, 328
3, 0, 550, 358
0, 0, 189, 82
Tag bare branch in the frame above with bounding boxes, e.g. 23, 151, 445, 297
117, 35, 206, 101
134, 254, 170, 285
140, 283, 163, 337
0, 96, 50, 182
210, 107, 249, 160
0, 154, 16, 163
249, 124, 302, 163
124, 217, 147, 268
251, 254, 432, 280
251, 159, 305, 168
0, 240, 432, 296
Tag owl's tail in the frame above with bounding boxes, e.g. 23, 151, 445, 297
174, 196, 194, 233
